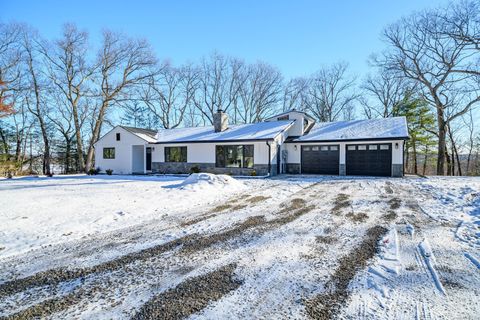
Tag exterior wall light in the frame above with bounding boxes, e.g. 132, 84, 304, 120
294, 145, 298, 151
395, 142, 399, 149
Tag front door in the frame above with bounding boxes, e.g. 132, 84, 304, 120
277, 145, 281, 174
146, 147, 152, 171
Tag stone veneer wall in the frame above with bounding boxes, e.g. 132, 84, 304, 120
392, 164, 403, 177
152, 162, 271, 176
286, 163, 301, 174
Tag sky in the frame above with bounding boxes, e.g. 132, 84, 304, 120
2, 0, 450, 79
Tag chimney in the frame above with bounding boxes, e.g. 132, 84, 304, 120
213, 108, 228, 132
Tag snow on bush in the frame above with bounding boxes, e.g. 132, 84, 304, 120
178, 173, 245, 191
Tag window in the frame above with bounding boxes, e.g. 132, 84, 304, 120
116, 133, 121, 141
312, 146, 319, 151
165, 147, 187, 162
277, 115, 289, 121
347, 145, 356, 151
303, 147, 311, 151
330, 146, 338, 151
103, 148, 115, 159
369, 145, 378, 150
358, 145, 367, 150
380, 144, 390, 150
216, 145, 254, 168
320, 146, 329, 151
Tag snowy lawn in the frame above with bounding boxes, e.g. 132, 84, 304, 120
0, 174, 479, 319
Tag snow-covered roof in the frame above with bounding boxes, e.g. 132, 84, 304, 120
155, 120, 294, 143
290, 117, 409, 142
120, 126, 157, 143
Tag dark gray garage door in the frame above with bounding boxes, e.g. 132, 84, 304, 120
301, 145, 339, 175
346, 143, 392, 176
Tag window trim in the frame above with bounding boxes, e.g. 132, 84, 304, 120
164, 146, 187, 163
215, 145, 254, 169
103, 147, 115, 159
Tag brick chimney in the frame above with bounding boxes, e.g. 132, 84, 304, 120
213, 108, 228, 132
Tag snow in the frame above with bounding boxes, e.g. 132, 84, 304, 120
292, 116, 408, 141
155, 120, 294, 142
176, 173, 246, 191
0, 174, 246, 259
0, 175, 479, 319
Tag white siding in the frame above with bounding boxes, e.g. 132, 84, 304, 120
94, 127, 147, 174
151, 141, 273, 165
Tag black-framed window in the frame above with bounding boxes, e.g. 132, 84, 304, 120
116, 133, 121, 141
103, 147, 115, 159
216, 145, 254, 168
165, 147, 187, 162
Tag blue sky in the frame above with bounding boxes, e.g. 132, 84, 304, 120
3, 0, 448, 78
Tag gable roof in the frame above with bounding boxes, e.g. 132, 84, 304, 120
289, 117, 409, 142
120, 126, 158, 143
266, 109, 316, 122
154, 120, 294, 144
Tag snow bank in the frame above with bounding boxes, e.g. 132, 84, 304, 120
178, 173, 245, 191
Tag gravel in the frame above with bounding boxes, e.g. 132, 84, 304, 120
132, 264, 242, 320
305, 225, 388, 319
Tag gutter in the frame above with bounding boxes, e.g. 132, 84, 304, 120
266, 141, 271, 176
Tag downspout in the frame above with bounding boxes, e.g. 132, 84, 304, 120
266, 140, 271, 176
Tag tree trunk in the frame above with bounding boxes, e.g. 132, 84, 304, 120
85, 100, 108, 171
405, 144, 410, 174
65, 138, 71, 174
446, 149, 452, 176
423, 145, 428, 176
437, 118, 446, 176
412, 139, 418, 175
72, 103, 85, 172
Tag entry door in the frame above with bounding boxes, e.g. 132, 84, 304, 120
146, 147, 152, 171
301, 145, 340, 175
276, 145, 281, 174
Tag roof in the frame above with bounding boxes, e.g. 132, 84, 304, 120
288, 117, 409, 142
120, 126, 158, 143
154, 120, 294, 144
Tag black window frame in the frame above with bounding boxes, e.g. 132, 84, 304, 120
215, 145, 254, 168
164, 146, 187, 163
116, 133, 121, 141
103, 147, 115, 159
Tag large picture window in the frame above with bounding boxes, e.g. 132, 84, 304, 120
103, 147, 115, 159
165, 147, 187, 162
216, 145, 254, 168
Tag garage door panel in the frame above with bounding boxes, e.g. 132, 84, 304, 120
346, 143, 392, 176
301, 145, 339, 175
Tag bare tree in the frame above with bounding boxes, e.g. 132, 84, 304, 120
193, 53, 245, 125
141, 64, 198, 129
238, 62, 283, 123
305, 62, 358, 122
380, 1, 480, 175
282, 77, 310, 112
20, 26, 53, 175
85, 30, 157, 171
361, 66, 411, 118
41, 23, 94, 172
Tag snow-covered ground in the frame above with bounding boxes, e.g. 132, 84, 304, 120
0, 174, 479, 319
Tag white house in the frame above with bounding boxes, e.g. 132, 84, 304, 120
94, 109, 409, 177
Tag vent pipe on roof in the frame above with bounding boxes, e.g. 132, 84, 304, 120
213, 108, 228, 132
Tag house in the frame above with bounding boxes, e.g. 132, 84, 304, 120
94, 109, 409, 177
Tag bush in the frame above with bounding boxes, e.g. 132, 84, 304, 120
190, 165, 200, 173
250, 170, 257, 176
87, 167, 101, 175
106, 169, 113, 175
46, 172, 54, 177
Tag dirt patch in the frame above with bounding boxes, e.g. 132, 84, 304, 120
332, 194, 351, 215
345, 212, 368, 223
316, 235, 337, 245
305, 225, 388, 319
388, 198, 402, 210
132, 264, 242, 320
382, 211, 397, 222
181, 213, 217, 227
246, 195, 271, 203
210, 204, 233, 213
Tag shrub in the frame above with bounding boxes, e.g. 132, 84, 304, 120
250, 170, 257, 176
190, 165, 200, 173
87, 167, 101, 175
106, 169, 113, 175
46, 172, 54, 177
